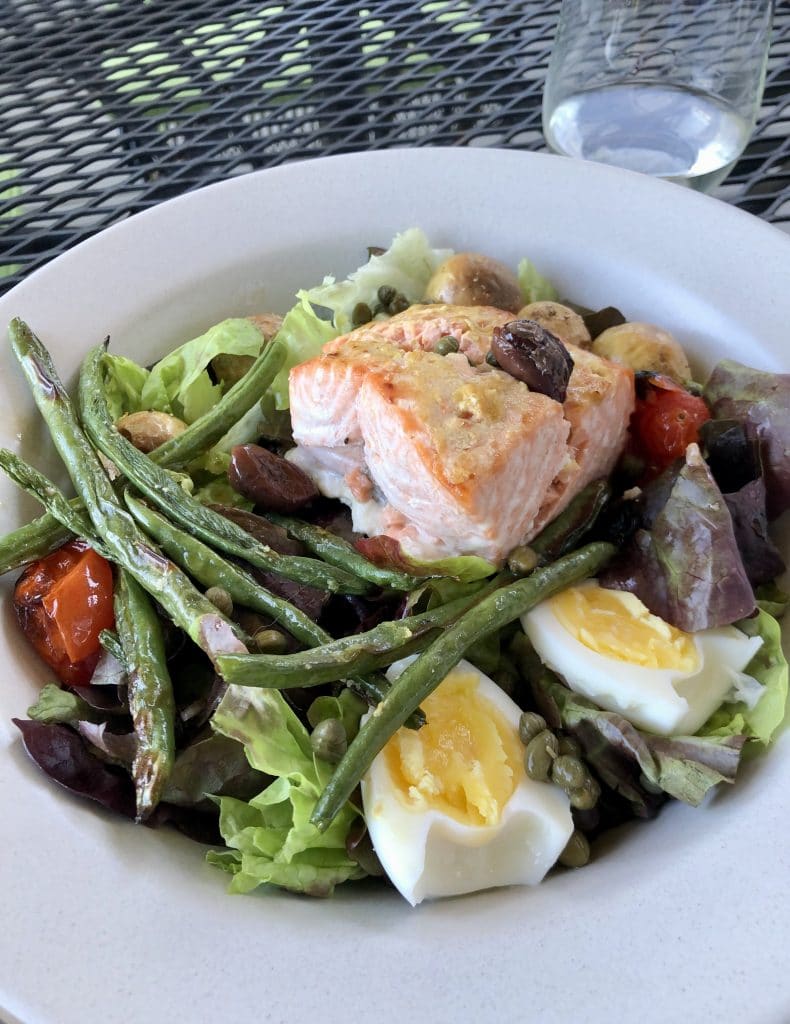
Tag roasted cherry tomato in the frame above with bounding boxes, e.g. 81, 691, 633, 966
630, 374, 711, 474
14, 540, 115, 686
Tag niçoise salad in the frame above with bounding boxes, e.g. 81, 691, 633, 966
4, 229, 788, 905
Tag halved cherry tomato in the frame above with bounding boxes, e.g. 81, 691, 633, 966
630, 374, 711, 474
14, 540, 115, 686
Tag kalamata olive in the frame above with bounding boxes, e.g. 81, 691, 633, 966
228, 443, 319, 512
491, 319, 574, 403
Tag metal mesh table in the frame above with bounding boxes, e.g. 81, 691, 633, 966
1, 0, 789, 295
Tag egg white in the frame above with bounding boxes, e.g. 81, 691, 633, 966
521, 582, 763, 736
361, 659, 573, 907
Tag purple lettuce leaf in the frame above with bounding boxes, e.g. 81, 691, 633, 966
601, 444, 755, 631
13, 718, 135, 818
704, 360, 790, 519
527, 659, 746, 810
723, 476, 786, 587
162, 732, 269, 808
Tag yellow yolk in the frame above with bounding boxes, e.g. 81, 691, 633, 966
384, 670, 522, 827
549, 584, 699, 671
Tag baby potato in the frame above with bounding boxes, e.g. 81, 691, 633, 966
424, 253, 522, 313
516, 301, 591, 349
116, 410, 187, 453
591, 322, 692, 382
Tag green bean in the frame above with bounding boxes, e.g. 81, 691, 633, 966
124, 491, 424, 725
0, 505, 73, 575
125, 491, 330, 649
266, 513, 421, 591
530, 480, 611, 562
220, 632, 432, 689
8, 318, 246, 666
0, 450, 107, 554
216, 575, 506, 689
79, 346, 370, 596
310, 542, 615, 829
150, 339, 286, 469
114, 569, 176, 821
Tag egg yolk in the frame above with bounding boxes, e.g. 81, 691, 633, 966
549, 584, 699, 671
384, 670, 522, 827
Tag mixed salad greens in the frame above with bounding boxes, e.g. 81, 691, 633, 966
3, 229, 788, 902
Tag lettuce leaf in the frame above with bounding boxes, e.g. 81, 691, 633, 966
102, 354, 149, 420
267, 293, 338, 411
704, 360, 790, 519
700, 606, 789, 745
206, 685, 366, 896
601, 444, 755, 631
517, 257, 559, 305
301, 228, 452, 335
141, 318, 264, 423
27, 683, 100, 724
527, 658, 746, 811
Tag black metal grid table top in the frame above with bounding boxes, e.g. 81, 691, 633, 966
1, 0, 789, 295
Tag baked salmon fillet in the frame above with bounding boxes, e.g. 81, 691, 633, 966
288, 304, 634, 564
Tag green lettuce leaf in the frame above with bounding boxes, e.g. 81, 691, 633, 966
27, 684, 99, 724
269, 293, 339, 411
191, 476, 253, 510
207, 685, 366, 897
301, 227, 452, 335
405, 552, 497, 583
700, 606, 789, 745
201, 392, 292, 475
102, 354, 149, 420
141, 318, 264, 423
518, 257, 559, 305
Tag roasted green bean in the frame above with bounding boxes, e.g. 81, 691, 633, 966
266, 513, 420, 591
150, 339, 286, 469
114, 569, 176, 820
216, 575, 505, 689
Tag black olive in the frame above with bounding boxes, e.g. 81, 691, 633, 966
490, 319, 574, 402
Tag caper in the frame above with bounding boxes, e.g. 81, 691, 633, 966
352, 301, 373, 327
311, 718, 348, 764
377, 284, 397, 307
434, 335, 460, 356
551, 754, 589, 792
205, 586, 233, 617
558, 829, 590, 869
518, 711, 547, 746
569, 777, 601, 810
524, 729, 559, 782
557, 735, 582, 758
252, 627, 289, 654
485, 350, 499, 367
507, 545, 539, 576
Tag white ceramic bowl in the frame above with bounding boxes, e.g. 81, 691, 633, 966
0, 149, 787, 1024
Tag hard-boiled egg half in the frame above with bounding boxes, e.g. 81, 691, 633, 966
361, 659, 573, 906
521, 581, 763, 736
